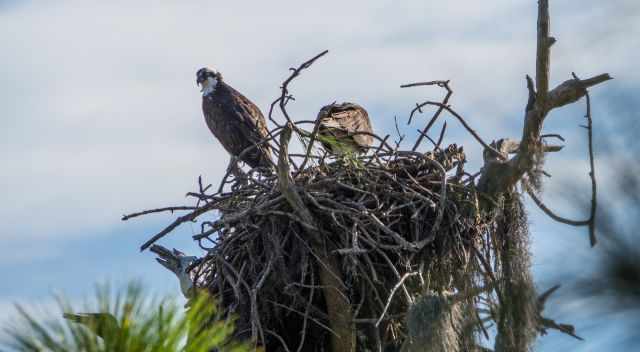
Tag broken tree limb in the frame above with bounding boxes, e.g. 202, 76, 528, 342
150, 244, 199, 299
477, 72, 611, 196
535, 0, 552, 107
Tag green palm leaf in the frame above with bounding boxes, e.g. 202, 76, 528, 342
2, 282, 247, 352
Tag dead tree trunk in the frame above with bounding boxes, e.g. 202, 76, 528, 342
277, 124, 356, 352
477, 0, 609, 245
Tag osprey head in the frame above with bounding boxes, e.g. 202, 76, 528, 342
196, 67, 221, 96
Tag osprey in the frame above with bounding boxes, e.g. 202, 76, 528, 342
316, 102, 373, 154
196, 67, 272, 169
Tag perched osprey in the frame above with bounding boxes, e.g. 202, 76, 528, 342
196, 67, 272, 169
317, 102, 373, 154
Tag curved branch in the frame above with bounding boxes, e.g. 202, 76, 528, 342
417, 101, 502, 157
525, 184, 589, 227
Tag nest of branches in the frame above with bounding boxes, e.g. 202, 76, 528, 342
178, 134, 506, 349
125, 45, 606, 351
136, 88, 519, 350
194, 139, 490, 348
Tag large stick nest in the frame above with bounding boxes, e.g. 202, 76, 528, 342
188, 137, 497, 351
125, 50, 594, 351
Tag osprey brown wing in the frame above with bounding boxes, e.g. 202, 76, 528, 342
317, 103, 373, 154
202, 83, 272, 169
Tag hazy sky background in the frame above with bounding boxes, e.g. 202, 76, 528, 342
1, 0, 638, 350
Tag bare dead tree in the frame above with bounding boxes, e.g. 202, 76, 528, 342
477, 0, 609, 247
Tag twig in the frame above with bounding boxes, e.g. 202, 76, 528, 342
375, 271, 419, 327
295, 116, 324, 176
414, 101, 502, 157
540, 133, 565, 142
271, 50, 329, 126
401, 80, 453, 152
573, 72, 598, 246
122, 206, 197, 221
139, 202, 217, 251
525, 184, 589, 227
435, 121, 447, 150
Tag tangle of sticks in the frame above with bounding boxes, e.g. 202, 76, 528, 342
125, 5, 612, 347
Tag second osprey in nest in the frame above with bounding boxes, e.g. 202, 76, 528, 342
196, 67, 272, 169
317, 102, 373, 155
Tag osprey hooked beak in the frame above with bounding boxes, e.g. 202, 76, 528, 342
196, 75, 206, 92
196, 68, 218, 93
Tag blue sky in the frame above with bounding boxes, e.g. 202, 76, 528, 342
1, 0, 638, 350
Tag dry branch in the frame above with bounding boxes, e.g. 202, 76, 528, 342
476, 0, 610, 247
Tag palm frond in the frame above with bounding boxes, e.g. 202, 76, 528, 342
2, 282, 247, 352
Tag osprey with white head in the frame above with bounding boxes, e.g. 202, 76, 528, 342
196, 67, 220, 96
195, 66, 272, 170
